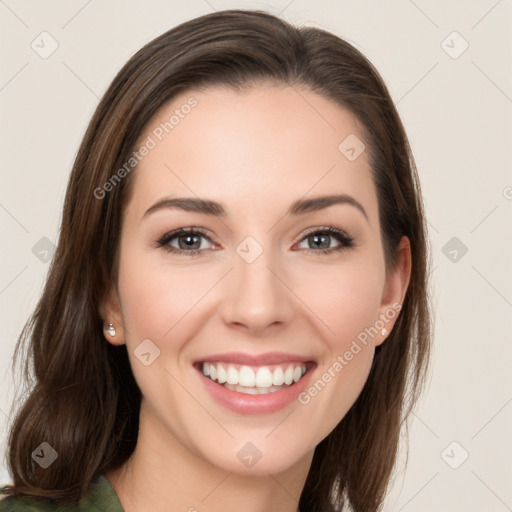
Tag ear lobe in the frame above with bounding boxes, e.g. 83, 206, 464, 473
375, 236, 412, 346
99, 289, 126, 345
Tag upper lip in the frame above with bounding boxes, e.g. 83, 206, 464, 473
193, 352, 315, 366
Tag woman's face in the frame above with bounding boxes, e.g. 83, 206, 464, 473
104, 84, 409, 476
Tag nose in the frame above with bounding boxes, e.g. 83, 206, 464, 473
218, 243, 296, 336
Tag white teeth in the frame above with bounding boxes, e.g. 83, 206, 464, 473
226, 366, 239, 385
284, 366, 294, 385
272, 367, 284, 385
239, 366, 256, 387
201, 362, 308, 390
255, 367, 273, 388
237, 385, 258, 395
217, 364, 227, 384
224, 383, 288, 395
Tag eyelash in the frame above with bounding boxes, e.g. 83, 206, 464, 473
155, 226, 355, 256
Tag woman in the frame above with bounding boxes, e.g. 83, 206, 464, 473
0, 9, 432, 512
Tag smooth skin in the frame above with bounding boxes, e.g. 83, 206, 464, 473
101, 84, 411, 512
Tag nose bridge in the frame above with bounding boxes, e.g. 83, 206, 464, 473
220, 234, 295, 332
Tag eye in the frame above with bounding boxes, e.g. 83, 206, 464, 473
156, 227, 215, 255
295, 227, 355, 255
155, 226, 355, 257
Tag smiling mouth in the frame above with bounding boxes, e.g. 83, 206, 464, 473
194, 361, 314, 395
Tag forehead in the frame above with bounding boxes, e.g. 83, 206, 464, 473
127, 84, 377, 221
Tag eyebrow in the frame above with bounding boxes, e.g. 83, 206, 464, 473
143, 193, 368, 222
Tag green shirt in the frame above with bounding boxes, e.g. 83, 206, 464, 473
0, 474, 124, 511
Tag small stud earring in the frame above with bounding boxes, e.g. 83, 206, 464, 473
381, 327, 387, 336
105, 323, 116, 337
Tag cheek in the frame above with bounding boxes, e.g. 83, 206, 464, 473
294, 258, 384, 346
116, 248, 210, 428
289, 258, 382, 429
117, 248, 213, 343
293, 270, 380, 444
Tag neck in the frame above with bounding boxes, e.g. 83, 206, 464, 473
106, 401, 312, 512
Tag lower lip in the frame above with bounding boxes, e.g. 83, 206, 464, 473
196, 366, 315, 415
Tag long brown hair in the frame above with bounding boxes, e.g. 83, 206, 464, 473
1, 9, 432, 511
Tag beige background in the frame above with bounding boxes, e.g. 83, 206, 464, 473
1, 1, 511, 510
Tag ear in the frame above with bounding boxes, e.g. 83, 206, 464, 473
99, 288, 126, 346
375, 236, 411, 347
